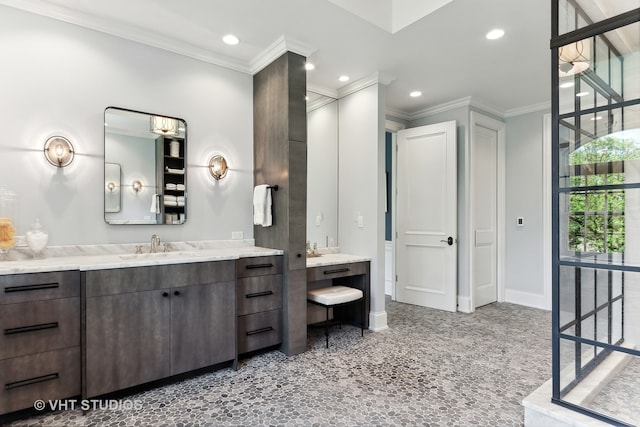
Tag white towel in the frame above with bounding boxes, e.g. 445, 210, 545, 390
150, 194, 160, 214
253, 185, 272, 227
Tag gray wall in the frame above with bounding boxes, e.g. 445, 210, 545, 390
0, 5, 254, 245
339, 84, 388, 330
504, 109, 549, 306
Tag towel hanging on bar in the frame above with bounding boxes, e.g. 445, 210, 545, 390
253, 184, 272, 227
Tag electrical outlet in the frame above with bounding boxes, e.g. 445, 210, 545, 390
231, 231, 244, 240
517, 217, 524, 227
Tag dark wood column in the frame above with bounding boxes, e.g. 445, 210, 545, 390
253, 51, 307, 355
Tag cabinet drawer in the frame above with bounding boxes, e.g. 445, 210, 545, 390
85, 260, 236, 297
237, 309, 281, 354
0, 347, 80, 415
237, 256, 283, 278
0, 271, 79, 305
0, 298, 80, 360
237, 275, 282, 316
306, 262, 369, 282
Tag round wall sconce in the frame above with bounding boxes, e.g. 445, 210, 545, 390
208, 155, 228, 180
132, 180, 143, 192
43, 136, 74, 167
106, 181, 117, 192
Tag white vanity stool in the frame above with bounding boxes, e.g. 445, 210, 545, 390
307, 285, 365, 348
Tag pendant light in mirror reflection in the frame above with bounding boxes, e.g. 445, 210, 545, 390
208, 154, 228, 180
150, 115, 180, 137
43, 136, 74, 167
558, 38, 590, 77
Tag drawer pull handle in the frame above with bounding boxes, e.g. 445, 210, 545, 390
4, 283, 59, 293
4, 322, 59, 335
246, 291, 274, 299
246, 326, 274, 336
245, 263, 274, 270
5, 373, 59, 390
323, 268, 350, 275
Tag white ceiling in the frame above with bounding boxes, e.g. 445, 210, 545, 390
2, 0, 558, 118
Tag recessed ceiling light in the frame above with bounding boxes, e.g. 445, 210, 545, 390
338, 75, 349, 82
576, 91, 589, 97
560, 82, 574, 88
305, 63, 315, 71
222, 34, 239, 45
486, 29, 505, 40
410, 91, 422, 98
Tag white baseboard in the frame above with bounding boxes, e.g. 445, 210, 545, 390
505, 289, 550, 311
457, 296, 473, 313
369, 310, 388, 331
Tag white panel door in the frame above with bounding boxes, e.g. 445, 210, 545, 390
472, 124, 498, 308
396, 121, 457, 312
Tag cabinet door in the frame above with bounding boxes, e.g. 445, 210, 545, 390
170, 281, 235, 375
85, 289, 171, 398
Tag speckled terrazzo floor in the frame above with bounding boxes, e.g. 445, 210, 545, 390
6, 301, 552, 427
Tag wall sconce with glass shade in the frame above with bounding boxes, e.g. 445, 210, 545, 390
208, 155, 228, 180
106, 181, 118, 192
43, 136, 74, 167
558, 39, 590, 77
150, 115, 179, 137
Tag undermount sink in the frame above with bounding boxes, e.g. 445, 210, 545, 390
118, 251, 199, 260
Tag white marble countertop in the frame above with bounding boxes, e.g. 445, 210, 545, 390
0, 241, 283, 275
306, 252, 371, 268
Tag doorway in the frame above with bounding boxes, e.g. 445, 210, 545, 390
395, 121, 458, 312
469, 112, 505, 309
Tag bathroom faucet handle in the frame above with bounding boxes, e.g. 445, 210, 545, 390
135, 245, 143, 254
163, 242, 171, 253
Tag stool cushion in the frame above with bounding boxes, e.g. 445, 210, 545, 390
307, 285, 363, 306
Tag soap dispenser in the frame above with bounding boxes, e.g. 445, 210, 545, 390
26, 218, 48, 256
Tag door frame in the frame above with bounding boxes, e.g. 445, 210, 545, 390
469, 112, 506, 311
385, 120, 405, 302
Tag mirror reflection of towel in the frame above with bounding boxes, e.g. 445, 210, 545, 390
253, 185, 272, 227
150, 194, 160, 213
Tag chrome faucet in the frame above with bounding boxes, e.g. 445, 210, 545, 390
150, 234, 161, 253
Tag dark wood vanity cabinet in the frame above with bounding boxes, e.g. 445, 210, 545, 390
236, 255, 283, 354
83, 261, 236, 398
0, 271, 81, 415
306, 261, 370, 329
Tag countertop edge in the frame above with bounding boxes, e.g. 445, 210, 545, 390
0, 247, 284, 275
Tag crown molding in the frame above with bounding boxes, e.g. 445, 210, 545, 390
250, 35, 317, 75
504, 101, 551, 117
337, 72, 395, 99
1, 0, 322, 76
307, 84, 338, 99
392, 96, 552, 122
